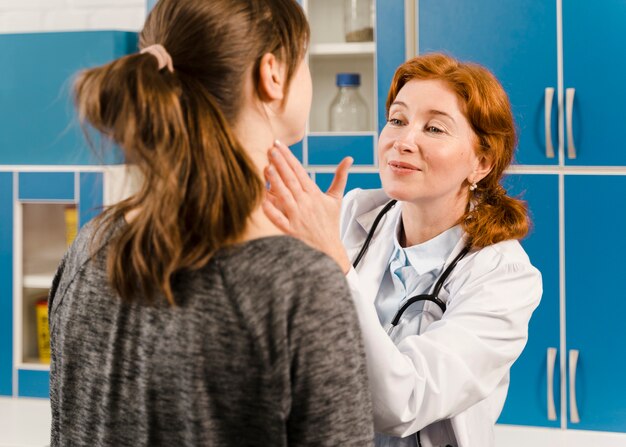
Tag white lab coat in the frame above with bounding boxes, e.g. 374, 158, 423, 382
341, 188, 542, 447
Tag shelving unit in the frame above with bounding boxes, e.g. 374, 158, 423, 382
304, 0, 377, 133
0, 30, 139, 398
16, 203, 74, 370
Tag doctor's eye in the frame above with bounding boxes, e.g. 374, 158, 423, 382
388, 118, 405, 126
425, 125, 445, 134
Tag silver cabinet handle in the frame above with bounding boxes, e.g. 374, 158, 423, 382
569, 349, 580, 423
547, 347, 557, 420
544, 87, 555, 158
566, 88, 577, 159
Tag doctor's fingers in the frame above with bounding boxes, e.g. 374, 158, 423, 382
264, 164, 301, 215
262, 197, 292, 234
265, 189, 286, 215
267, 150, 305, 199
327, 156, 353, 200
272, 140, 317, 193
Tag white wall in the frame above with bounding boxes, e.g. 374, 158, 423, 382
0, 0, 146, 34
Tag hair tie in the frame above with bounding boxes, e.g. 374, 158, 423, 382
140, 44, 174, 73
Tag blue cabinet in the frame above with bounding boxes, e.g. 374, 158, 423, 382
499, 174, 560, 428
562, 2, 626, 166
0, 31, 137, 166
419, 0, 626, 167
0, 31, 133, 397
0, 173, 14, 397
0, 170, 105, 398
564, 175, 626, 431
419, 0, 558, 166
419, 0, 626, 437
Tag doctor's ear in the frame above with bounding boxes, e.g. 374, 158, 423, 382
257, 53, 286, 103
473, 154, 494, 183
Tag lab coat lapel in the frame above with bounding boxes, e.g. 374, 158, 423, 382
349, 201, 401, 305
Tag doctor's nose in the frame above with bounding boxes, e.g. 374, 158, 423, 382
393, 138, 417, 153
392, 125, 419, 153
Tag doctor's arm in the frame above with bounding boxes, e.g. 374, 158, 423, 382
345, 254, 542, 436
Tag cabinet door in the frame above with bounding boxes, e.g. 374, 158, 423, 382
498, 174, 561, 427
16, 172, 104, 398
563, 1, 626, 166
0, 32, 137, 165
418, 0, 558, 166
565, 175, 626, 432
0, 173, 13, 396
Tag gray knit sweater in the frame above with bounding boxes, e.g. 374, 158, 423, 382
49, 221, 374, 446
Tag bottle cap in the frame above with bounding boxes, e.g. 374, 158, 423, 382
336, 73, 361, 87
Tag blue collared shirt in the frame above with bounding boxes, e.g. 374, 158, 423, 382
374, 214, 463, 328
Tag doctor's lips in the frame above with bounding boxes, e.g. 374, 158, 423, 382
388, 160, 421, 172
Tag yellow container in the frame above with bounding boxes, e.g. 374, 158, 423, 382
35, 299, 50, 364
65, 205, 78, 247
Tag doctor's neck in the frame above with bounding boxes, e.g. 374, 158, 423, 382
399, 196, 467, 247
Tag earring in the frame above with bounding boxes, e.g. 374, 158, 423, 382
469, 181, 477, 191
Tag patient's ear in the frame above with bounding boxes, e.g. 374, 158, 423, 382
257, 52, 286, 102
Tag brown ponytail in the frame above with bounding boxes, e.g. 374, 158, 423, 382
75, 0, 309, 304
386, 53, 529, 248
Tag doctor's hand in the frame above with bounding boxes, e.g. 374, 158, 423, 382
263, 140, 353, 274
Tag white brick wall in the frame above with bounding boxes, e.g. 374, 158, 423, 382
0, 0, 146, 33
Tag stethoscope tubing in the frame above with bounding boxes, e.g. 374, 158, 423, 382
351, 199, 471, 331
352, 200, 398, 269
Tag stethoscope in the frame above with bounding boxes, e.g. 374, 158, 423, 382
352, 199, 471, 334
353, 200, 470, 447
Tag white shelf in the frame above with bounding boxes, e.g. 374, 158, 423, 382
310, 42, 375, 57
17, 361, 50, 371
23, 275, 54, 290
308, 130, 378, 137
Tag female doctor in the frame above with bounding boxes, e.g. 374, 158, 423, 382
263, 53, 542, 447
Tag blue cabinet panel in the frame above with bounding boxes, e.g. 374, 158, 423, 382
563, 2, 626, 166
19, 172, 75, 201
376, 0, 406, 133
565, 175, 626, 432
79, 173, 104, 227
419, 0, 557, 166
0, 31, 137, 165
0, 173, 13, 396
498, 174, 560, 427
307, 135, 375, 166
315, 172, 381, 193
17, 369, 49, 399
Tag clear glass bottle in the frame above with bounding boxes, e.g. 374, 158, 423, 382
344, 0, 374, 42
329, 73, 369, 132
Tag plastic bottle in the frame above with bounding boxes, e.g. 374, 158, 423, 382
329, 73, 369, 132
344, 0, 374, 42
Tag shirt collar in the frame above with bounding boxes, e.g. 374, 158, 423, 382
392, 216, 463, 275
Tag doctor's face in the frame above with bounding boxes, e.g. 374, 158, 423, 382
378, 79, 482, 208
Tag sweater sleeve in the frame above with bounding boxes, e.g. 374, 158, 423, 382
286, 254, 374, 447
